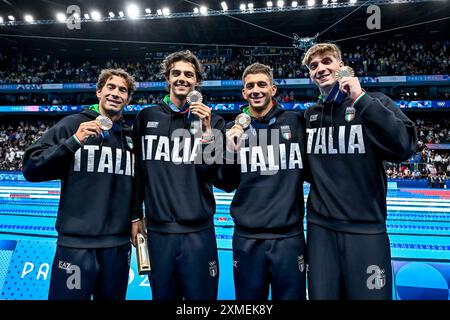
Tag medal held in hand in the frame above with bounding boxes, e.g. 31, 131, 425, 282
187, 90, 203, 135
234, 113, 251, 129
334, 66, 355, 82
228, 113, 252, 152
186, 90, 203, 104
136, 233, 151, 275
329, 66, 356, 105
95, 115, 113, 131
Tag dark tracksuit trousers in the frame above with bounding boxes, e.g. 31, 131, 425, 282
48, 243, 131, 300
233, 232, 307, 300
307, 223, 392, 300
147, 227, 219, 300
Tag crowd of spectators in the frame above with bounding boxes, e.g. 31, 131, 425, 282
416, 118, 450, 144
344, 41, 449, 77
0, 121, 54, 171
385, 118, 450, 187
386, 159, 449, 188
0, 40, 448, 85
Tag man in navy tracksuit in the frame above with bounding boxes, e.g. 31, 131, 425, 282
22, 69, 139, 300
132, 50, 225, 300
214, 63, 308, 300
302, 43, 417, 299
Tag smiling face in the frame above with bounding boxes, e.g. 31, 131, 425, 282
242, 73, 277, 112
96, 75, 130, 117
308, 51, 344, 94
167, 60, 198, 101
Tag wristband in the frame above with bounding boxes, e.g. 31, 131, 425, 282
351, 90, 366, 107
201, 133, 215, 144
73, 133, 84, 146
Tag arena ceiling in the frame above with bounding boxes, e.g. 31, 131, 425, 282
0, 0, 448, 58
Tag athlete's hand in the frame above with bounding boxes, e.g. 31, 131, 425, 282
338, 76, 363, 101
74, 120, 102, 144
226, 124, 245, 153
189, 102, 212, 132
131, 219, 147, 248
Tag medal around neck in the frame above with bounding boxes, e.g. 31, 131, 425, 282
334, 66, 355, 81
96, 115, 113, 130
186, 90, 203, 104
235, 113, 252, 129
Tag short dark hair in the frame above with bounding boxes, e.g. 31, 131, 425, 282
242, 63, 274, 85
160, 50, 205, 84
96, 68, 136, 96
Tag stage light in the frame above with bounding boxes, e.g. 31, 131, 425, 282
193, 8, 199, 14
200, 6, 208, 15
84, 13, 90, 20
127, 4, 139, 18
162, 8, 170, 16
267, 1, 273, 8
350, 0, 357, 3
323, 0, 329, 4
248, 3, 254, 10
221, 2, 228, 11
8, 15, 15, 21
308, 0, 315, 6
145, 8, 151, 14
56, 13, 66, 22
109, 12, 115, 18
91, 11, 101, 21
157, 9, 163, 15
240, 4, 246, 10
24, 15, 34, 23
118, 11, 125, 18
0, 17, 3, 24
277, 1, 284, 7
292, 1, 298, 7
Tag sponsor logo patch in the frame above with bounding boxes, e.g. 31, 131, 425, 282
146, 121, 159, 128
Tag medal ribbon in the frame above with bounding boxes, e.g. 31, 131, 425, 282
324, 82, 345, 105
164, 95, 190, 114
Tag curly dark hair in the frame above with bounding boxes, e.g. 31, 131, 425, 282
96, 68, 136, 97
160, 50, 205, 85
